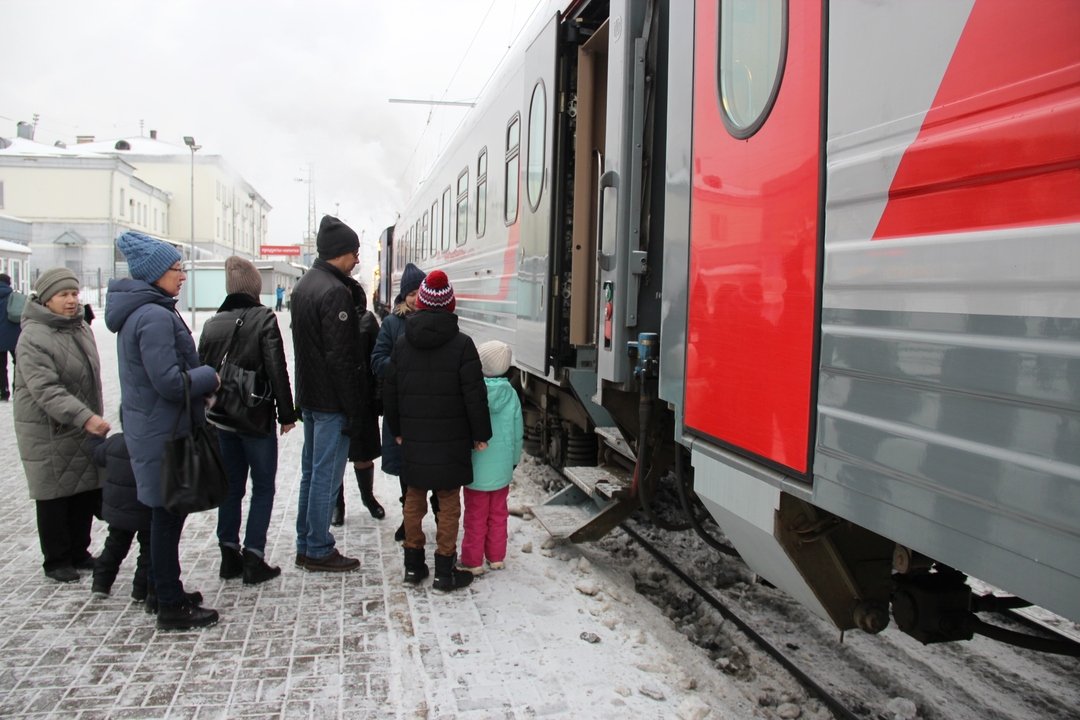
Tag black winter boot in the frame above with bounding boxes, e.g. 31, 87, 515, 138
242, 549, 281, 585
219, 544, 243, 579
131, 537, 150, 601
157, 601, 219, 631
403, 547, 429, 584
356, 466, 385, 519
433, 553, 473, 591
92, 528, 130, 597
331, 486, 345, 526
146, 588, 204, 615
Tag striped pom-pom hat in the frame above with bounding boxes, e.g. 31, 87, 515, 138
415, 269, 456, 313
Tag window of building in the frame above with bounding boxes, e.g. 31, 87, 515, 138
476, 149, 488, 238
119, 189, 125, 217
456, 168, 468, 246
719, 0, 787, 138
504, 115, 520, 225
527, 81, 546, 210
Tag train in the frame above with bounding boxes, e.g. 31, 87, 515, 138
377, 0, 1080, 647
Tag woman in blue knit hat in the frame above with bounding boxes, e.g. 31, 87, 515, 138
104, 230, 219, 631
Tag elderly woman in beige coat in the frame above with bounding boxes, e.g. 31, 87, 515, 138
13, 268, 110, 583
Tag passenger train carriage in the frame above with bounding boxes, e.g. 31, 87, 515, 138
379, 0, 1080, 645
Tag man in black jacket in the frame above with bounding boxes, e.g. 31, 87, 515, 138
289, 216, 367, 572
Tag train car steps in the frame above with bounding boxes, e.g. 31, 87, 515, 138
531, 464, 635, 543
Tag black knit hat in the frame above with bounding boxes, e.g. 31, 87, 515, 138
316, 215, 359, 260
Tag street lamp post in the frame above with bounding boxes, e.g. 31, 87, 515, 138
183, 136, 201, 329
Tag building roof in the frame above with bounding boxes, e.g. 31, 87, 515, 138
0, 136, 111, 158
78, 136, 210, 157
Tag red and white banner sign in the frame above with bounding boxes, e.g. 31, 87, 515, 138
260, 245, 301, 256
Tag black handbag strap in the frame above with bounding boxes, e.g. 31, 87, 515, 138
169, 371, 193, 440
217, 310, 248, 370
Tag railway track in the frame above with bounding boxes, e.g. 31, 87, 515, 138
539, 458, 1080, 720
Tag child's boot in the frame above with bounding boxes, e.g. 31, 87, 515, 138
92, 528, 127, 597
433, 553, 473, 591
403, 547, 429, 584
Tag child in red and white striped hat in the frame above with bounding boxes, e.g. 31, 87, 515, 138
414, 269, 456, 312
385, 268, 492, 591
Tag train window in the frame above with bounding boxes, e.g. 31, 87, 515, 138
527, 81, 546, 211
430, 201, 439, 257
718, 0, 787, 138
417, 212, 426, 260
504, 115, 520, 225
456, 169, 468, 246
442, 187, 452, 252
476, 149, 488, 238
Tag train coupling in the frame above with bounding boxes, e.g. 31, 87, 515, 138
891, 571, 975, 644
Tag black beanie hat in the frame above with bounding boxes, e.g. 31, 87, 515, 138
316, 215, 360, 260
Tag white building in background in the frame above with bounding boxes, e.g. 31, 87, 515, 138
0, 122, 272, 293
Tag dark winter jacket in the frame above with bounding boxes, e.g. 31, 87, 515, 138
371, 301, 409, 473
0, 282, 21, 352
104, 278, 218, 508
349, 307, 382, 461
90, 433, 151, 534
198, 293, 298, 433
13, 298, 105, 500
289, 260, 368, 436
384, 309, 492, 491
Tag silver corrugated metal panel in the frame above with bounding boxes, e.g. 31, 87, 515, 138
814, 307, 1080, 621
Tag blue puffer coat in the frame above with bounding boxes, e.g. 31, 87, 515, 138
470, 377, 523, 491
104, 278, 218, 508
371, 304, 408, 474
0, 283, 21, 352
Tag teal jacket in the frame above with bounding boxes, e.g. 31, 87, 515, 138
470, 377, 523, 491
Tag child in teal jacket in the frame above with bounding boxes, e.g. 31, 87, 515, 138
460, 341, 523, 573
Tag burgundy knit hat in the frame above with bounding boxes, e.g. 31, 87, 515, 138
415, 269, 455, 312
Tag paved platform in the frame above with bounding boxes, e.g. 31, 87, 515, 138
0, 313, 739, 719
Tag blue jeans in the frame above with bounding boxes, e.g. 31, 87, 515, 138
150, 506, 186, 606
216, 429, 278, 554
296, 409, 349, 559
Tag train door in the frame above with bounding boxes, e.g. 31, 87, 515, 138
516, 13, 560, 375
684, 0, 823, 476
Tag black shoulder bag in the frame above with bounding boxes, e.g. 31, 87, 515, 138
206, 312, 274, 437
162, 372, 229, 515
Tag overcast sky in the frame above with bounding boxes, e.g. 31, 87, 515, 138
0, 0, 545, 271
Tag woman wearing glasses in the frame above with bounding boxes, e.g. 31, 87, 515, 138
105, 231, 220, 631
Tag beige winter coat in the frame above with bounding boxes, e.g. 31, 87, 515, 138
13, 299, 105, 500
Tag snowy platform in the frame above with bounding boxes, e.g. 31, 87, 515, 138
0, 312, 751, 719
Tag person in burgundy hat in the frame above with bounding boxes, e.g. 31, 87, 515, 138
384, 269, 492, 591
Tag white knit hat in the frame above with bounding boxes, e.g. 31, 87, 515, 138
477, 340, 512, 377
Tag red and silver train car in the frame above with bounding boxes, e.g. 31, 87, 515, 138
381, 0, 1080, 643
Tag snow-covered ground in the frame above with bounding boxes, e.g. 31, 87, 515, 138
0, 308, 1075, 719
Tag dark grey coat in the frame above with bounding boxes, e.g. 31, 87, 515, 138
13, 299, 105, 500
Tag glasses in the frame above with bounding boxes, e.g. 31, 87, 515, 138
166, 265, 186, 274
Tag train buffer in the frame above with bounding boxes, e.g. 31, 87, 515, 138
531, 463, 636, 543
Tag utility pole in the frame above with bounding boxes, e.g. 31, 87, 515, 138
295, 165, 316, 262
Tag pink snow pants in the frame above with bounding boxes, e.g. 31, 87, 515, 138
460, 486, 510, 568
